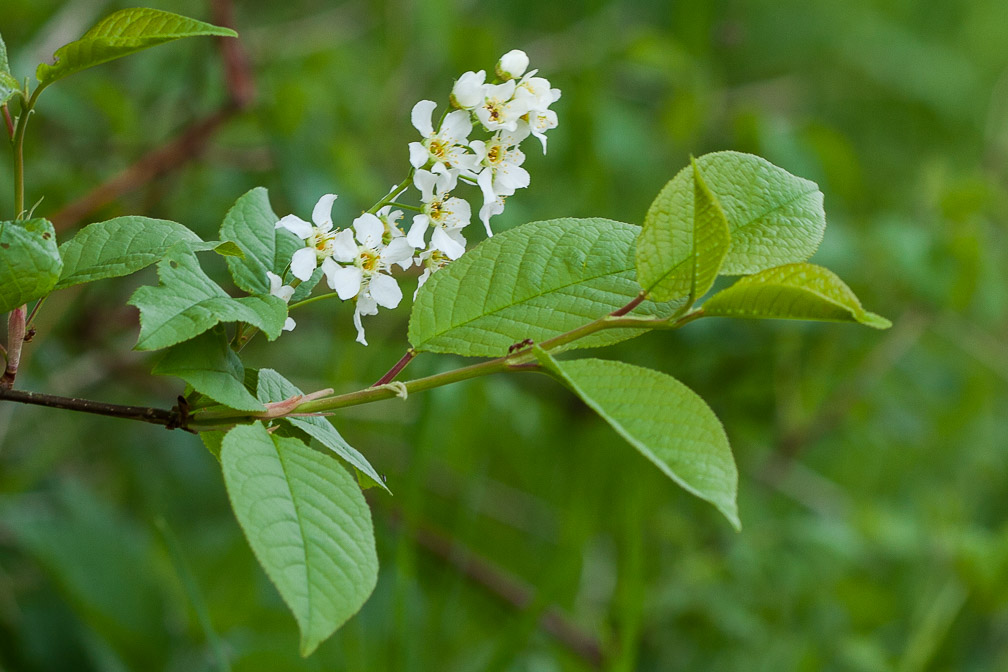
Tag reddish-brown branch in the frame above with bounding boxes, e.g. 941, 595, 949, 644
373, 349, 417, 386
2, 104, 14, 140
610, 292, 646, 317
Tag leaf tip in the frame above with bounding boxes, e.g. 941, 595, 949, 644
861, 312, 892, 330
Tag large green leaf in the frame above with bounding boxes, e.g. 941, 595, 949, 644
702, 262, 891, 329
637, 152, 825, 282
152, 330, 265, 412
637, 158, 731, 302
56, 216, 205, 289
36, 8, 237, 86
256, 369, 389, 493
128, 249, 287, 351
409, 218, 681, 357
0, 32, 17, 106
0, 219, 62, 313
536, 350, 740, 529
220, 188, 302, 295
221, 423, 378, 656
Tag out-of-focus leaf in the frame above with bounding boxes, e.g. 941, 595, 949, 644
0, 31, 17, 106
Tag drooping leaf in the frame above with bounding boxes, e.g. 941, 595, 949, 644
0, 32, 17, 106
256, 369, 388, 493
127, 248, 287, 351
219, 188, 302, 295
56, 216, 204, 289
637, 158, 731, 302
536, 349, 740, 529
0, 218, 62, 313
36, 8, 237, 86
702, 262, 892, 329
221, 423, 378, 656
200, 430, 226, 462
409, 218, 682, 357
152, 330, 265, 412
637, 152, 825, 287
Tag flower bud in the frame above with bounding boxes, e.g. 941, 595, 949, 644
450, 70, 486, 110
495, 49, 529, 80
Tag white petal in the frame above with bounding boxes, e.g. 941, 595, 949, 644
266, 271, 283, 292
442, 197, 471, 229
330, 229, 358, 262
311, 193, 338, 229
413, 170, 438, 204
496, 49, 529, 79
369, 272, 403, 309
276, 214, 314, 240
477, 168, 496, 205
382, 237, 416, 269
411, 100, 437, 137
432, 226, 466, 260
290, 247, 318, 281
409, 141, 429, 169
327, 265, 363, 300
353, 213, 384, 247
407, 216, 429, 249
282, 317, 296, 331
440, 110, 473, 143
451, 70, 486, 109
352, 307, 368, 346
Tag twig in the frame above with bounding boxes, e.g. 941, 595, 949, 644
2, 104, 13, 140
372, 349, 416, 386
0, 387, 184, 429
0, 306, 26, 390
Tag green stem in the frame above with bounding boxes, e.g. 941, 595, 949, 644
12, 86, 44, 220
366, 171, 415, 215
288, 291, 343, 312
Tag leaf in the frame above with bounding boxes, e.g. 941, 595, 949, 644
220, 188, 302, 295
36, 8, 237, 86
221, 423, 378, 656
56, 216, 205, 289
256, 369, 389, 493
200, 430, 226, 462
536, 350, 740, 529
0, 218, 62, 313
152, 330, 265, 412
637, 158, 731, 302
409, 218, 682, 357
0, 32, 17, 107
637, 152, 826, 286
127, 248, 288, 351
702, 262, 892, 329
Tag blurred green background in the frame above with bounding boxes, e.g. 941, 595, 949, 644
2, 0, 1007, 670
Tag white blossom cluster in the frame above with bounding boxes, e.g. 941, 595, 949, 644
271, 49, 560, 345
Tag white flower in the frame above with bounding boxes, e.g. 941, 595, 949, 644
375, 205, 406, 241
451, 70, 486, 110
276, 193, 340, 281
413, 247, 452, 298
470, 130, 530, 235
526, 109, 559, 153
408, 101, 477, 174
514, 73, 561, 153
474, 81, 531, 133
407, 169, 471, 258
478, 195, 506, 233
496, 49, 529, 80
266, 271, 297, 331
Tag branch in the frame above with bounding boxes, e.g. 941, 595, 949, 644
1, 306, 26, 390
0, 387, 186, 430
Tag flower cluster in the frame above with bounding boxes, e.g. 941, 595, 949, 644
271, 50, 560, 345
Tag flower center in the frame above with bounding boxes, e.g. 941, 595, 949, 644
310, 229, 337, 258
359, 248, 380, 272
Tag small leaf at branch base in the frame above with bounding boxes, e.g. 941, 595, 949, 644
220, 188, 301, 295
536, 350, 740, 529
221, 423, 378, 656
702, 262, 891, 329
152, 330, 265, 412
409, 218, 682, 357
256, 369, 388, 493
0, 219, 62, 314
127, 248, 287, 351
36, 8, 237, 86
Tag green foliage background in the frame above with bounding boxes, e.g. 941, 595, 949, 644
2, 0, 1007, 669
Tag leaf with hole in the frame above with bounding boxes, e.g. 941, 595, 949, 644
536, 349, 739, 529
221, 423, 378, 656
702, 262, 891, 328
0, 219, 62, 313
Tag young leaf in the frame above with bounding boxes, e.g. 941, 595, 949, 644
0, 32, 18, 106
256, 369, 389, 493
221, 423, 379, 656
127, 248, 288, 351
152, 330, 265, 412
36, 8, 237, 87
0, 219, 62, 314
702, 262, 892, 329
56, 216, 205, 289
220, 188, 302, 295
637, 158, 731, 302
536, 350, 740, 529
637, 152, 825, 282
409, 218, 682, 357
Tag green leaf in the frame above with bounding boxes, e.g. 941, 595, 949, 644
56, 216, 204, 289
637, 158, 731, 302
256, 369, 389, 493
409, 218, 682, 357
702, 262, 892, 329
637, 152, 825, 286
152, 330, 265, 412
0, 219, 62, 313
536, 350, 740, 529
200, 430, 226, 462
127, 248, 288, 351
221, 423, 378, 656
220, 188, 301, 295
36, 8, 237, 86
0, 33, 17, 107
